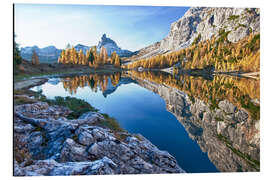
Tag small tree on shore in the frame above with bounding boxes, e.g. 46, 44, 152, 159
31, 50, 39, 65
14, 35, 22, 68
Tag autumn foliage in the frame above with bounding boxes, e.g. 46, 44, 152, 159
128, 71, 260, 120
124, 33, 260, 73
60, 73, 121, 95
58, 46, 121, 68
31, 50, 39, 65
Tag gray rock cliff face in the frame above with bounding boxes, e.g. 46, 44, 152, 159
131, 7, 260, 61
14, 101, 185, 176
130, 75, 260, 172
97, 34, 134, 57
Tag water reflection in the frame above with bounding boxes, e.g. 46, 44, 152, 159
60, 72, 121, 95
46, 71, 260, 172
126, 71, 260, 172
127, 71, 260, 120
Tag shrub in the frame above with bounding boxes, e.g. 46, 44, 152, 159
192, 33, 201, 45
228, 15, 240, 21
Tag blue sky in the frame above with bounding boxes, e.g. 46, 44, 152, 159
15, 4, 189, 51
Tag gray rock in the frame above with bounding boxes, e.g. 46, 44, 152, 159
133, 74, 260, 172
60, 138, 88, 162
14, 102, 185, 175
218, 100, 237, 114
14, 124, 35, 133
14, 157, 117, 176
77, 130, 95, 146
132, 7, 260, 61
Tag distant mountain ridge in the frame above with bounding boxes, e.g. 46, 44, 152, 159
20, 45, 62, 63
20, 34, 135, 63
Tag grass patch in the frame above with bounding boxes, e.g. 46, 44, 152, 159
41, 96, 98, 119
215, 117, 224, 121
134, 134, 143, 141
99, 113, 124, 132
228, 15, 240, 21
15, 87, 125, 133
114, 132, 129, 142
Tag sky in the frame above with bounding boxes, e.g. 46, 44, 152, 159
14, 4, 189, 51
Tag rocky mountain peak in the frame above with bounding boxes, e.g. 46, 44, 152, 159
101, 33, 107, 40
130, 7, 260, 61
98, 34, 117, 49
97, 34, 134, 57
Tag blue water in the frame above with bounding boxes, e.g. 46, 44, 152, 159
31, 79, 218, 173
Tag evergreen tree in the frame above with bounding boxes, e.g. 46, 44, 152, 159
14, 35, 22, 67
88, 51, 94, 65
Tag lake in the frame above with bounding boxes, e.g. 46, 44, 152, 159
31, 71, 260, 173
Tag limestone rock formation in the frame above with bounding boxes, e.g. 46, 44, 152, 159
97, 34, 134, 57
130, 7, 260, 61
14, 101, 185, 176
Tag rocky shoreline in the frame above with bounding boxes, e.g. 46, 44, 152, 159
13, 79, 185, 176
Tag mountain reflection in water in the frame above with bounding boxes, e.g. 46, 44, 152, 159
36, 71, 260, 172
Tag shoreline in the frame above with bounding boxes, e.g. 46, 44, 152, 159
13, 73, 185, 176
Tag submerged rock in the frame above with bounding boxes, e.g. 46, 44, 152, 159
14, 102, 185, 176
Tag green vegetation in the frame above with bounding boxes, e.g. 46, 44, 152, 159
134, 134, 143, 141
14, 88, 124, 132
228, 15, 240, 21
235, 24, 247, 30
217, 133, 260, 170
188, 95, 195, 104
72, 135, 79, 142
192, 33, 201, 45
14, 35, 23, 74
216, 28, 231, 44
209, 98, 219, 111
100, 113, 124, 132
215, 117, 224, 121
240, 95, 260, 120
114, 132, 129, 142
14, 95, 37, 105
246, 34, 260, 51
245, 8, 253, 14
42, 96, 98, 119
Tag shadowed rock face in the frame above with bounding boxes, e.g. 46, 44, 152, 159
131, 74, 260, 172
14, 101, 185, 176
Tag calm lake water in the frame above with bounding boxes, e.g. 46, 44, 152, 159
31, 71, 260, 173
